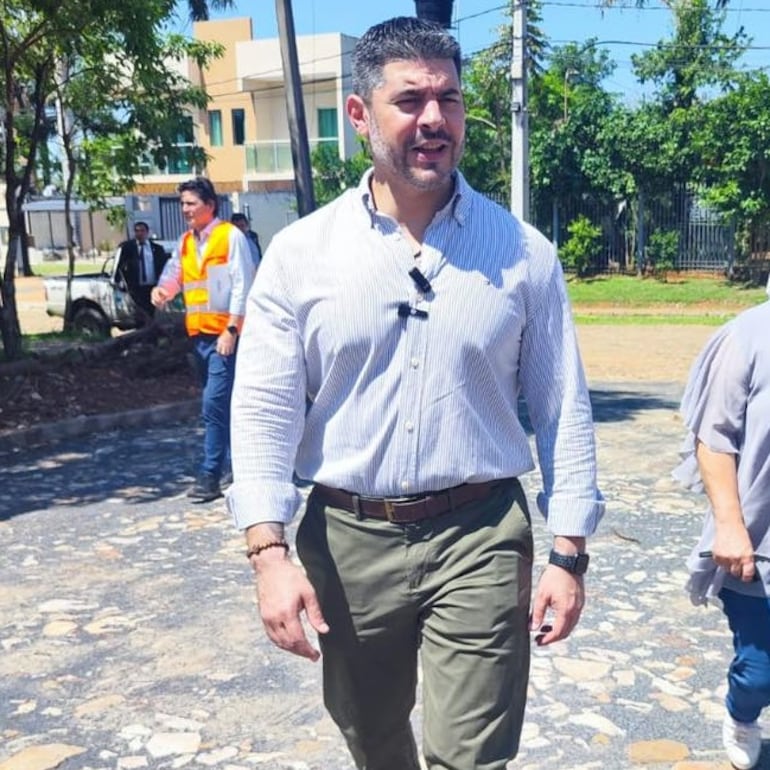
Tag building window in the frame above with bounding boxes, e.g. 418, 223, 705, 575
317, 108, 338, 140
167, 116, 195, 174
208, 110, 223, 147
232, 108, 245, 146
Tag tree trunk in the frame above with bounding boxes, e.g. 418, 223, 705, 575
0, 250, 23, 362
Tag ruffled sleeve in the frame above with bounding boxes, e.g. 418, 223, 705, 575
672, 320, 749, 493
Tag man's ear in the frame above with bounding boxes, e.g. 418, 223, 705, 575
346, 94, 370, 138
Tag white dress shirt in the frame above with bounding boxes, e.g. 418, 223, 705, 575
227, 171, 604, 536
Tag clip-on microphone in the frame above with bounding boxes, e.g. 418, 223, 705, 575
398, 303, 428, 319
408, 267, 432, 294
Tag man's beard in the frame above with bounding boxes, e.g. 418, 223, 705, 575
368, 118, 463, 191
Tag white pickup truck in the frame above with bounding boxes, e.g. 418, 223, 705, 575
44, 242, 179, 338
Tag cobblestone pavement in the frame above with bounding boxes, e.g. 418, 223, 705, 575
1, 382, 768, 770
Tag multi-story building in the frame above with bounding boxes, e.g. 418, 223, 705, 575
131, 17, 359, 245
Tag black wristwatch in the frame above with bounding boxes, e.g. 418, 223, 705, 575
226, 324, 238, 336
548, 549, 590, 575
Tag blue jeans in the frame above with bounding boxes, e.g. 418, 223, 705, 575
193, 334, 236, 481
720, 588, 770, 723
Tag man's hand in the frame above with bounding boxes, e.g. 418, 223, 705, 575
216, 329, 237, 357
151, 286, 170, 308
529, 565, 585, 646
251, 548, 329, 661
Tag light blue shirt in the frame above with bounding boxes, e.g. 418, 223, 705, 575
156, 218, 255, 317
227, 171, 604, 535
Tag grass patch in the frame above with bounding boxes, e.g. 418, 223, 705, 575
566, 274, 767, 308
33, 259, 109, 277
574, 313, 734, 326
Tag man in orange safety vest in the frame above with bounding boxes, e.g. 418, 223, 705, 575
152, 177, 256, 502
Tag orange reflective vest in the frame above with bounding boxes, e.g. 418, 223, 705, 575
181, 221, 232, 337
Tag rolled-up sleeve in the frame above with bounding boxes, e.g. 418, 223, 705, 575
519, 258, 605, 536
225, 245, 307, 529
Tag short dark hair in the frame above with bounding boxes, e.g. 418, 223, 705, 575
352, 16, 462, 102
178, 176, 218, 215
230, 213, 249, 225
134, 221, 149, 232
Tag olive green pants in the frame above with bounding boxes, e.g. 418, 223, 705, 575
296, 478, 533, 770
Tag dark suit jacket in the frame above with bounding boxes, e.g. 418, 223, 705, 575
117, 238, 168, 289
117, 238, 169, 316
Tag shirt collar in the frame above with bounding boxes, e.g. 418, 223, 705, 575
356, 168, 468, 228
193, 217, 221, 241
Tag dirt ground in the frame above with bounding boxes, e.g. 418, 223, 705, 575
0, 276, 729, 436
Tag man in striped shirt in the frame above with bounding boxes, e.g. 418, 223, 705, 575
227, 16, 604, 770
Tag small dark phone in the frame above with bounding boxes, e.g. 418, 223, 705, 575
699, 550, 768, 581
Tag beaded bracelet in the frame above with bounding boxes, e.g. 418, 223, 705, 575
245, 541, 289, 559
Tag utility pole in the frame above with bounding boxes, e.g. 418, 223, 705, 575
510, 1, 529, 222
275, 0, 316, 217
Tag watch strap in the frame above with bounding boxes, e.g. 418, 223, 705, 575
548, 549, 589, 575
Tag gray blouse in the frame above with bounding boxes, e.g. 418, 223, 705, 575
673, 300, 770, 605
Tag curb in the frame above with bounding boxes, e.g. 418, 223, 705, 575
2, 398, 200, 453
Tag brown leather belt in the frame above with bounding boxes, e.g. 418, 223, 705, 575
312, 479, 508, 524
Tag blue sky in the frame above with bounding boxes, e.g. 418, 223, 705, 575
184, 1, 770, 102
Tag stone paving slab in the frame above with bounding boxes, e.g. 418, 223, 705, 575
1, 382, 769, 769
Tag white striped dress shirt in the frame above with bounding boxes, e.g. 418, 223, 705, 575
227, 171, 604, 536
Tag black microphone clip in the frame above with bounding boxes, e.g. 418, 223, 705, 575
397, 302, 428, 319
408, 267, 433, 294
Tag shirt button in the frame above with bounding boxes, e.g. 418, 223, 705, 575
401, 481, 410, 492
410, 358, 420, 368
405, 420, 414, 432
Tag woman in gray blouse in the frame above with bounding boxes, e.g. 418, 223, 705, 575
675, 297, 770, 770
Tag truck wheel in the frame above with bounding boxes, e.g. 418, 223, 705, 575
72, 307, 111, 339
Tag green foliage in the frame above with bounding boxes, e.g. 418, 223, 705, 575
646, 229, 680, 276
560, 215, 603, 277
311, 142, 371, 206
694, 72, 770, 223
529, 41, 619, 204
630, 0, 746, 112
459, 0, 545, 197
0, 0, 226, 358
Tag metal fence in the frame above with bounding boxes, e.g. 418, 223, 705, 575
529, 186, 737, 274
483, 185, 758, 275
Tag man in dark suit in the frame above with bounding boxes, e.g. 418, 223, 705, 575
117, 221, 169, 321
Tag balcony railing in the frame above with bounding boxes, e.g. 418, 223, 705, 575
140, 143, 200, 176
245, 138, 339, 175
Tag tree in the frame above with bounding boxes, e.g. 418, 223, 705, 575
54, 31, 220, 332
460, 0, 545, 198
630, 0, 746, 112
186, 0, 235, 22
528, 40, 618, 206
0, 0, 221, 360
694, 72, 770, 249
311, 142, 371, 207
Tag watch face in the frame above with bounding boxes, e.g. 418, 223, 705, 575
574, 553, 590, 574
